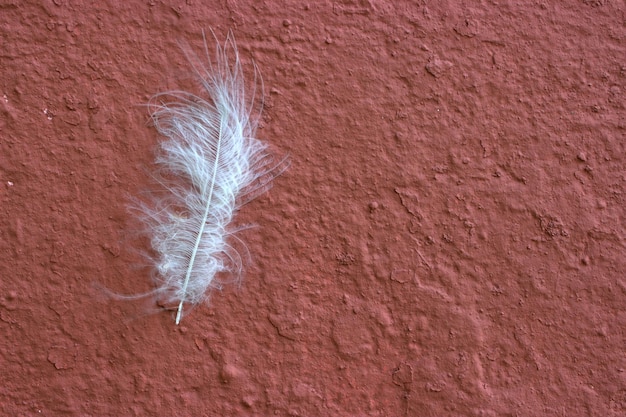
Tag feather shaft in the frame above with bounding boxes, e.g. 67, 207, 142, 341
175, 123, 221, 324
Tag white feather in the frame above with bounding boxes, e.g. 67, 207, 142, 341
142, 32, 281, 324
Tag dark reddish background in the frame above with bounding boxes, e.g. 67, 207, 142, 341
1, 1, 625, 416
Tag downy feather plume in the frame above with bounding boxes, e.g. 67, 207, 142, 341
142, 32, 282, 324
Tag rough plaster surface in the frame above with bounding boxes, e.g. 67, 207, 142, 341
1, 1, 625, 416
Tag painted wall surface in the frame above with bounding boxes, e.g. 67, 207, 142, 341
1, 1, 624, 416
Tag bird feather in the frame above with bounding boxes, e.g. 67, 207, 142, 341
141, 32, 282, 324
